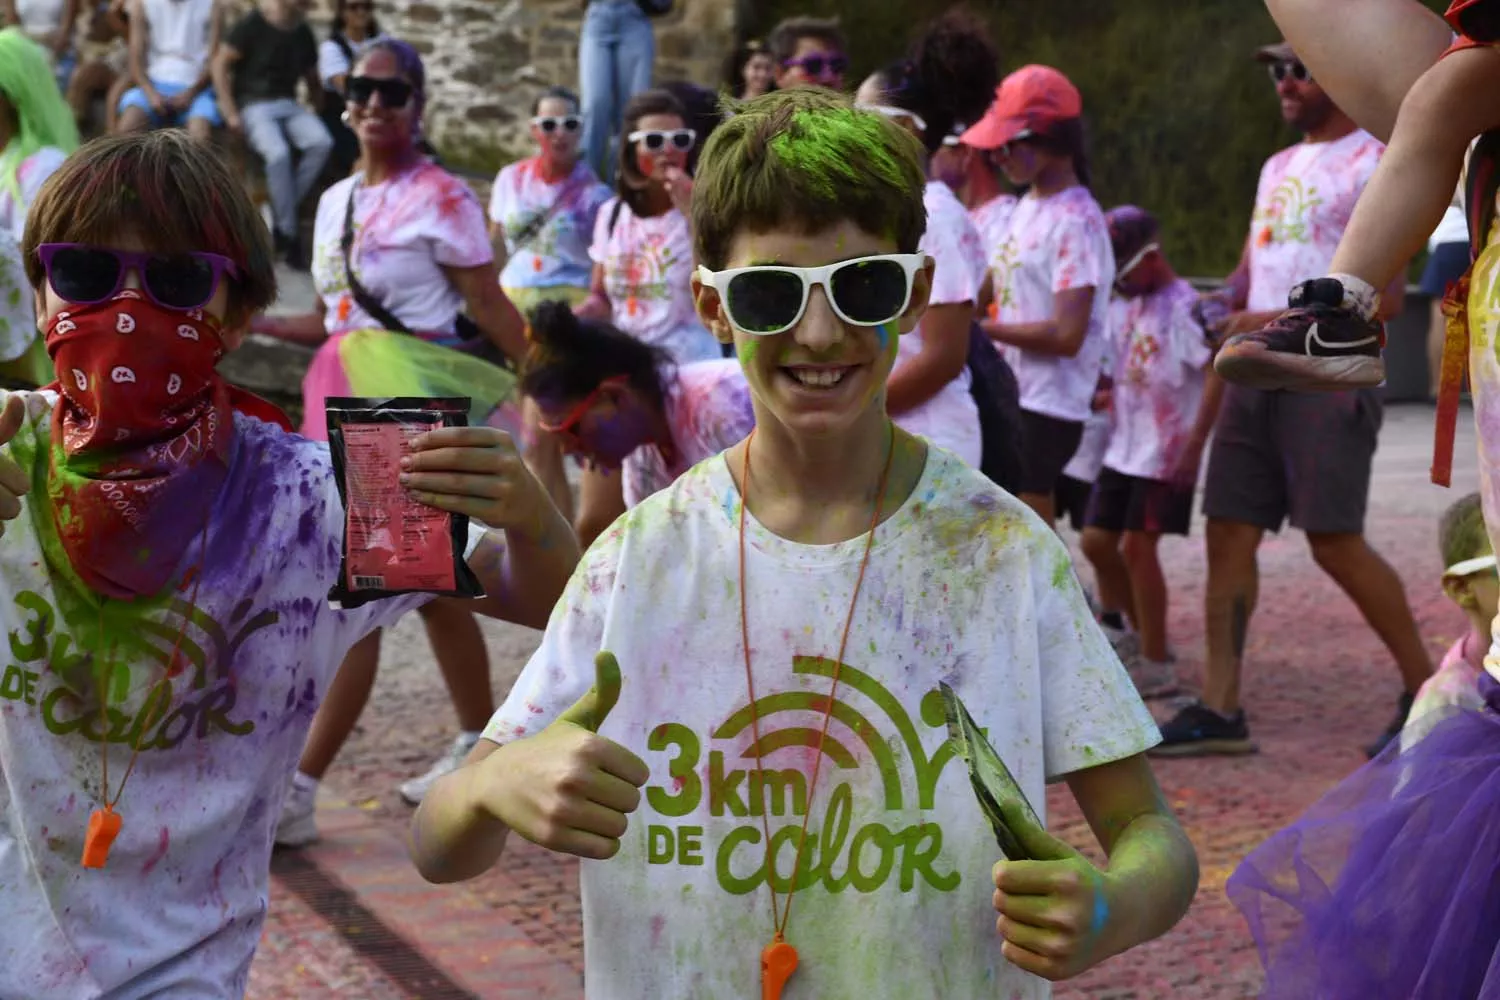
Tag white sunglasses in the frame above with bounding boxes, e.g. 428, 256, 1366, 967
1444, 553, 1499, 580
628, 128, 696, 152
696, 253, 928, 336
532, 115, 582, 133
856, 103, 928, 133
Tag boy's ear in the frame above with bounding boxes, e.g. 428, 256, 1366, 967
691, 271, 735, 345
897, 255, 935, 335
1443, 575, 1476, 611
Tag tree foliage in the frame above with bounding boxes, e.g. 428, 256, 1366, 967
742, 0, 1451, 278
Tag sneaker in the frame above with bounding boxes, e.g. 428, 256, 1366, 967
1214, 278, 1386, 391
1150, 700, 1256, 757
1363, 691, 1415, 759
1125, 654, 1180, 700
275, 778, 319, 848
398, 731, 481, 806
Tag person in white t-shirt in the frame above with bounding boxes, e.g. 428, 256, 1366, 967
252, 41, 533, 843
1154, 38, 1433, 760
930, 132, 1016, 274
965, 65, 1116, 525
316, 0, 385, 178
851, 12, 999, 468
411, 85, 1198, 1000
0, 128, 577, 1000
114, 0, 223, 141
1077, 207, 1225, 702
576, 87, 719, 366
519, 299, 753, 547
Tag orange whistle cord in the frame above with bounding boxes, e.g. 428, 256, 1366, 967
82, 518, 211, 870
738, 424, 895, 987
1432, 274, 1472, 488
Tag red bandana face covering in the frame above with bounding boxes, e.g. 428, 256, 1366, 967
44, 291, 234, 600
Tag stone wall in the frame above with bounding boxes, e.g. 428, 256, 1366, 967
259, 0, 740, 173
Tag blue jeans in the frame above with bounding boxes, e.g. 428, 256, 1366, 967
579, 0, 655, 182
241, 99, 333, 239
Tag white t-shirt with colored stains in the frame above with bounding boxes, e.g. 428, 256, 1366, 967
483, 447, 1160, 1000
890, 182, 982, 467
0, 393, 482, 1000
589, 197, 720, 365
990, 185, 1116, 423
1102, 279, 1215, 482
622, 359, 754, 508
969, 193, 1017, 259
1245, 130, 1384, 312
488, 157, 612, 292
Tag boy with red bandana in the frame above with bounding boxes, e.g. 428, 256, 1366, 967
0, 130, 577, 999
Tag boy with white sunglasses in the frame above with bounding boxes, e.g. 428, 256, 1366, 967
411, 87, 1197, 999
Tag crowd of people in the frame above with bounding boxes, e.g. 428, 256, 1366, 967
3, 0, 1500, 995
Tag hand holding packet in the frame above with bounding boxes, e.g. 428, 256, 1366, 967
939, 681, 1044, 861
326, 396, 484, 609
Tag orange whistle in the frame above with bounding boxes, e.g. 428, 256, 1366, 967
761, 940, 798, 1000
81, 807, 123, 869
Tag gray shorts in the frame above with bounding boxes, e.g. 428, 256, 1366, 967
1202, 385, 1383, 535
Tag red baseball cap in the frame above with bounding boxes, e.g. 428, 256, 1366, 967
960, 65, 1082, 151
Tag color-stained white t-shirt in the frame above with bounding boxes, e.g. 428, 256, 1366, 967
0, 395, 484, 1000
969, 193, 1017, 258
489, 157, 612, 292
484, 447, 1160, 1000
1245, 130, 1384, 312
1102, 279, 1214, 481
990, 185, 1115, 422
589, 196, 719, 365
892, 182, 982, 467
1061, 331, 1114, 486
622, 359, 754, 508
0, 227, 33, 364
312, 162, 493, 341
0, 145, 68, 242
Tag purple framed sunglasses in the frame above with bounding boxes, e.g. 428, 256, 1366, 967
36, 243, 241, 311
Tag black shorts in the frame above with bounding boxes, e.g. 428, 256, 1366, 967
1019, 409, 1084, 496
1420, 240, 1471, 298
1084, 467, 1195, 536
1054, 474, 1094, 532
1202, 384, 1382, 535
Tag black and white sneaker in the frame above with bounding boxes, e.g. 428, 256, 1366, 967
1214, 278, 1386, 391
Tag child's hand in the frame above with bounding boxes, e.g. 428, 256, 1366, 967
400, 425, 553, 541
992, 815, 1116, 981
0, 394, 31, 536
472, 652, 649, 859
661, 166, 693, 214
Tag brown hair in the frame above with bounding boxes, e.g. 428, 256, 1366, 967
616, 88, 689, 218
691, 87, 926, 272
766, 16, 845, 64
23, 130, 277, 325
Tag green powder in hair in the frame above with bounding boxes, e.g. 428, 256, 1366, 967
768, 108, 911, 201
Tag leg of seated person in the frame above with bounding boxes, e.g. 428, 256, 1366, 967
241, 102, 298, 242
282, 105, 334, 202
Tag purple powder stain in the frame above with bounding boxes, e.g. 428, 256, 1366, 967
141, 826, 170, 874
970, 492, 1001, 512
649, 914, 666, 947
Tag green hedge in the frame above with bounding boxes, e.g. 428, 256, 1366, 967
743, 0, 1452, 278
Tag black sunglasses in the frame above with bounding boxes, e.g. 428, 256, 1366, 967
346, 76, 414, 109
783, 53, 847, 78
1267, 60, 1311, 84
36, 244, 239, 311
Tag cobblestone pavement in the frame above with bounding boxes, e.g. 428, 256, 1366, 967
247, 402, 1479, 999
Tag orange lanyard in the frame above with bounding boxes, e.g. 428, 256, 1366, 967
737, 425, 895, 999
82, 518, 211, 870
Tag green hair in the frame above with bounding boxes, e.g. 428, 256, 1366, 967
0, 29, 81, 208
691, 87, 926, 271
1439, 492, 1491, 568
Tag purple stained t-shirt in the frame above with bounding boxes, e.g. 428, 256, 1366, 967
0, 392, 471, 999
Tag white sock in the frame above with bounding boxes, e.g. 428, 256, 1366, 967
292, 771, 319, 793
1328, 272, 1380, 321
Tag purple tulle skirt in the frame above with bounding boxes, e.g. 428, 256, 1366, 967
1227, 675, 1500, 998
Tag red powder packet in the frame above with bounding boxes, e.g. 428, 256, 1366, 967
326, 397, 483, 609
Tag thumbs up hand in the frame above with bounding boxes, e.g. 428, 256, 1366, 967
991, 805, 1117, 981
478, 652, 650, 860
0, 394, 31, 536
